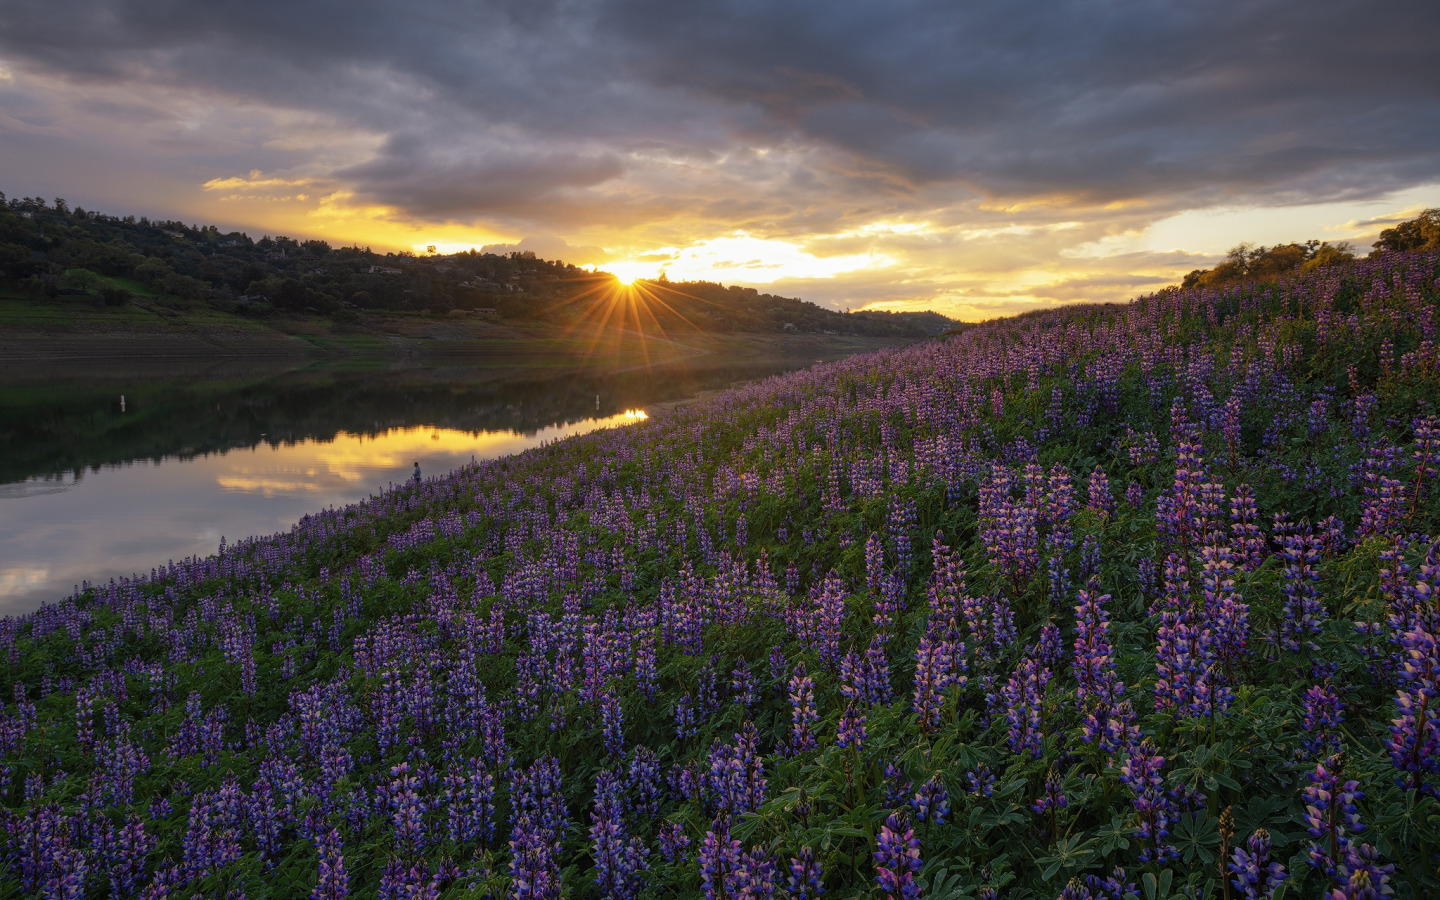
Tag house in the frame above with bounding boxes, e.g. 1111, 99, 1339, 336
368, 265, 403, 275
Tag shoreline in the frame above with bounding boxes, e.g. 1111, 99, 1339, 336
0, 322, 920, 364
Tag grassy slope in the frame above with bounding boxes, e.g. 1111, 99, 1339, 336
0, 298, 913, 362
11, 255, 1440, 898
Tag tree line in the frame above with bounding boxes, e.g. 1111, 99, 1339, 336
0, 192, 954, 338
1180, 207, 1439, 291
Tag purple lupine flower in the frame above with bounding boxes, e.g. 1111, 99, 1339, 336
1097, 700, 1141, 760
768, 648, 787, 685
674, 695, 698, 741
99, 735, 150, 810
1119, 741, 1178, 863
728, 845, 778, 900
310, 829, 348, 900
179, 782, 245, 884
731, 661, 757, 709
1328, 841, 1394, 898
912, 632, 965, 731
1409, 414, 1440, 518
873, 812, 921, 900
1155, 612, 1228, 718
1084, 867, 1137, 900
1125, 480, 1146, 507
1033, 622, 1066, 671
379, 860, 440, 900
44, 847, 87, 900
1278, 530, 1326, 652
1220, 394, 1243, 464
984, 470, 1042, 589
867, 533, 904, 630
668, 763, 699, 804
1073, 590, 1124, 712
509, 823, 561, 900
1031, 768, 1067, 817
910, 774, 950, 825
444, 758, 496, 846
788, 671, 818, 754
1302, 685, 1345, 757
699, 820, 743, 900
966, 764, 996, 797
786, 846, 824, 899
600, 690, 624, 757
1229, 829, 1286, 899
882, 762, 913, 809
659, 821, 691, 863
1087, 466, 1114, 518
1002, 656, 1050, 758
1387, 624, 1440, 794
839, 638, 893, 709
590, 770, 648, 900
383, 762, 428, 854
1301, 758, 1366, 880
104, 814, 154, 897
509, 756, 567, 851
1357, 440, 1405, 538
928, 535, 965, 627
836, 704, 867, 751
1228, 485, 1266, 571
959, 591, 1017, 655
707, 723, 767, 815
1200, 544, 1249, 674
625, 746, 663, 820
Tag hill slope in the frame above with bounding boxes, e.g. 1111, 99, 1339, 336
3, 251, 1440, 898
0, 193, 955, 345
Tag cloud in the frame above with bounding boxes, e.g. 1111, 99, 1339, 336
339, 139, 626, 219
0, 0, 1437, 312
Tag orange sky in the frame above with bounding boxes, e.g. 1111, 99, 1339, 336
2, 2, 1437, 320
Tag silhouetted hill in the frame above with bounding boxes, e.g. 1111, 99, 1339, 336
0, 192, 957, 339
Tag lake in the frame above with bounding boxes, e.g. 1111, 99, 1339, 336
0, 355, 811, 615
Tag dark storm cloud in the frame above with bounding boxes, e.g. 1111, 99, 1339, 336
1, 0, 1437, 224
339, 139, 626, 217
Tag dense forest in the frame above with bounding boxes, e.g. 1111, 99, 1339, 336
0, 193, 953, 339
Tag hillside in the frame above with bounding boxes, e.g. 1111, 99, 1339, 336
0, 193, 955, 348
2, 249, 1440, 898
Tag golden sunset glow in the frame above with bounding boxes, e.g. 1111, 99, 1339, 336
211, 421, 651, 497
5, 2, 1428, 321
599, 234, 889, 288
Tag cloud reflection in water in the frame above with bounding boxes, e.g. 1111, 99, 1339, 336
0, 413, 648, 616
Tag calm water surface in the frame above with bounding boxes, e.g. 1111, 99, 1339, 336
1, 356, 805, 615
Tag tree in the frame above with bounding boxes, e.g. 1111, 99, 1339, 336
1374, 208, 1440, 252
1182, 240, 1355, 290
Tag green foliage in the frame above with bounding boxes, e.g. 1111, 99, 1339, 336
1374, 208, 1440, 253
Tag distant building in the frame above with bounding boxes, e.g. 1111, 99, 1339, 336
368, 265, 403, 275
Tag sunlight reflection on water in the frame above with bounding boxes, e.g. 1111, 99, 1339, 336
0, 412, 648, 616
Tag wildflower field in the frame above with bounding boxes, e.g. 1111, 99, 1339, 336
5, 251, 1440, 899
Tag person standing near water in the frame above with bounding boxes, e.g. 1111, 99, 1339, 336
413, 461, 421, 484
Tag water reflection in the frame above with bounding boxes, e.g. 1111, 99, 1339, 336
0, 412, 649, 615
0, 354, 807, 615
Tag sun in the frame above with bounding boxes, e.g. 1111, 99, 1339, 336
602, 261, 653, 286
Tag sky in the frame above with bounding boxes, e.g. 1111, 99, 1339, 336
2, 0, 1438, 320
